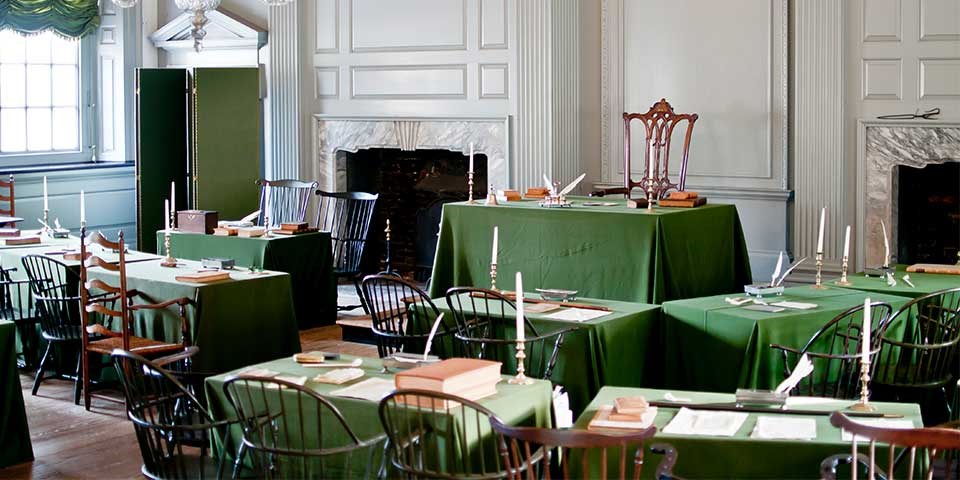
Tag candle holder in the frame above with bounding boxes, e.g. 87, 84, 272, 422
645, 182, 656, 211
160, 230, 178, 268
41, 208, 50, 234
263, 212, 271, 237
490, 262, 498, 291
835, 255, 852, 286
848, 358, 876, 412
508, 340, 534, 385
812, 252, 828, 289
467, 171, 475, 204
169, 208, 177, 232
485, 184, 498, 205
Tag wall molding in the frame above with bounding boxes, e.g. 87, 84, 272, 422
349, 64, 468, 100
479, 0, 509, 49
267, 3, 301, 180
348, 0, 468, 53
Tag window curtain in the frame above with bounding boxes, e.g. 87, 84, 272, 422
0, 0, 100, 38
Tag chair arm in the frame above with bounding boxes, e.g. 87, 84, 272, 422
588, 187, 628, 197
153, 346, 199, 367
768, 343, 802, 355
129, 297, 190, 311
650, 443, 685, 480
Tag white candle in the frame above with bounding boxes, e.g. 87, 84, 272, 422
469, 142, 474, 174
817, 207, 826, 254
862, 298, 872, 363
42, 176, 48, 211
164, 199, 170, 231
79, 190, 85, 224
492, 226, 499, 265
170, 181, 176, 212
880, 220, 890, 266
843, 225, 851, 258
515, 271, 525, 342
648, 143, 656, 181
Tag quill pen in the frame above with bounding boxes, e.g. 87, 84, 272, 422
775, 354, 814, 393
770, 252, 784, 287
240, 210, 261, 224
559, 173, 587, 197
774, 257, 808, 286
423, 313, 445, 361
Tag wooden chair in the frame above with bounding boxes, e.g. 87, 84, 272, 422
590, 99, 698, 199
0, 262, 37, 369
873, 287, 960, 424
770, 302, 894, 399
379, 389, 508, 479
315, 191, 379, 313
361, 274, 455, 359
78, 228, 191, 410
445, 287, 576, 381
489, 416, 681, 480
256, 179, 318, 228
222, 374, 387, 480
821, 411, 960, 480
0, 174, 14, 222
112, 348, 231, 480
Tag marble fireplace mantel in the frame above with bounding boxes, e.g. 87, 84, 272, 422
310, 115, 511, 193
856, 120, 960, 268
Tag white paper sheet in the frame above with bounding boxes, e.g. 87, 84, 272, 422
589, 405, 659, 430
330, 378, 395, 402
841, 419, 915, 442
661, 407, 748, 437
553, 386, 574, 428
545, 308, 612, 322
785, 396, 844, 407
751, 416, 817, 440
770, 301, 818, 310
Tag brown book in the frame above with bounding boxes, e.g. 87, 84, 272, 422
237, 227, 265, 238
393, 382, 500, 409
212, 227, 238, 236
658, 197, 707, 208
614, 396, 649, 416
0, 228, 20, 237
395, 358, 502, 393
525, 187, 550, 199
5, 236, 41, 246
668, 191, 699, 200
175, 271, 231, 283
501, 190, 522, 201
270, 227, 318, 236
587, 405, 655, 432
906, 264, 960, 275
281, 222, 308, 232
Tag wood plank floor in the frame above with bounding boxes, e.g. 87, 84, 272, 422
0, 325, 377, 479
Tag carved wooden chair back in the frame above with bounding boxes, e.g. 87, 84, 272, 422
770, 302, 893, 399
444, 287, 574, 381
360, 274, 453, 358
822, 412, 960, 480
315, 190, 379, 276
257, 179, 319, 227
222, 375, 386, 480
79, 228, 131, 349
379, 389, 506, 480
624, 99, 698, 199
490, 416, 669, 480
0, 174, 14, 217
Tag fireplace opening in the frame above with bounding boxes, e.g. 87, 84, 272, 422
342, 148, 488, 281
896, 163, 960, 265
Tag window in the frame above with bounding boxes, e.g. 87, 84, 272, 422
0, 30, 91, 166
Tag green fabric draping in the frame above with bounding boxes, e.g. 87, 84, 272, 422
574, 386, 923, 479
160, 231, 338, 328
434, 294, 661, 415
833, 264, 960, 299
0, 320, 33, 468
428, 198, 752, 304
204, 355, 554, 477
661, 286, 912, 393
0, 0, 99, 38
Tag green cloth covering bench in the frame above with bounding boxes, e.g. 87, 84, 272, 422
428, 198, 752, 304
204, 355, 554, 477
574, 386, 923, 479
88, 259, 301, 373
159, 230, 337, 328
434, 294, 661, 415
661, 286, 912, 393
0, 320, 33, 468
832, 264, 960, 299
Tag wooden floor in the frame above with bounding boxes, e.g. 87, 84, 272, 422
0, 325, 377, 480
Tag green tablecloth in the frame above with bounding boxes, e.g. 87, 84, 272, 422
0, 320, 33, 468
90, 259, 301, 373
661, 286, 912, 392
204, 355, 554, 477
428, 198, 752, 304
434, 294, 661, 414
833, 264, 959, 299
574, 386, 923, 479
160, 231, 337, 328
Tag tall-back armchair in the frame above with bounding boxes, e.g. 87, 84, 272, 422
591, 99, 698, 199
256, 179, 318, 228
316, 191, 379, 312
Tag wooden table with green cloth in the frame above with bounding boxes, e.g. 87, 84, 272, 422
433, 293, 661, 415
832, 264, 960, 299
661, 286, 912, 393
0, 320, 33, 468
159, 230, 338, 327
428, 198, 752, 304
203, 355, 554, 477
574, 386, 923, 479
88, 259, 302, 373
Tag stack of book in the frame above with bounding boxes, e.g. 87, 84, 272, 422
271, 222, 317, 236
587, 396, 658, 431
394, 358, 502, 408
658, 191, 707, 208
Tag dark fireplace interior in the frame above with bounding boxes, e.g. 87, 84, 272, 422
897, 163, 960, 265
344, 148, 488, 281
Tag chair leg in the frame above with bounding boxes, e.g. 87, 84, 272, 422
31, 342, 52, 396
354, 275, 369, 314
73, 349, 83, 406
82, 350, 91, 411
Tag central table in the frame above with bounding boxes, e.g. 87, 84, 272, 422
89, 259, 302, 373
434, 294, 661, 414
574, 386, 923, 479
0, 320, 32, 469
429, 198, 752, 304
204, 355, 554, 477
160, 230, 337, 327
661, 286, 912, 392
833, 264, 959, 299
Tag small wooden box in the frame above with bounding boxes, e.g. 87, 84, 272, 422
177, 210, 219, 234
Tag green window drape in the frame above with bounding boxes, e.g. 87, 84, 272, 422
0, 0, 100, 38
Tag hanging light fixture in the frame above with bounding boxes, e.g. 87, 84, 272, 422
174, 0, 221, 52
111, 0, 139, 7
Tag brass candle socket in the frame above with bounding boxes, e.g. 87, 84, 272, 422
42, 209, 50, 235
160, 231, 178, 268
467, 171, 475, 204
848, 359, 877, 412
646, 183, 655, 211
490, 262, 498, 291
812, 252, 828, 289
508, 340, 534, 385
835, 255, 852, 286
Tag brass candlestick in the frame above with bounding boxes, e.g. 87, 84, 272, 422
467, 171, 475, 204
485, 184, 498, 205
646, 182, 655, 211
812, 252, 827, 289
835, 255, 852, 286
160, 231, 177, 268
849, 358, 876, 412
508, 340, 533, 385
42, 208, 50, 234
490, 262, 498, 291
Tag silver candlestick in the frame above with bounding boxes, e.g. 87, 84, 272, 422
467, 171, 475, 204
490, 262, 498, 291
646, 182, 656, 211
42, 208, 50, 234
160, 231, 177, 268
835, 255, 852, 286
508, 340, 533, 385
849, 358, 876, 412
